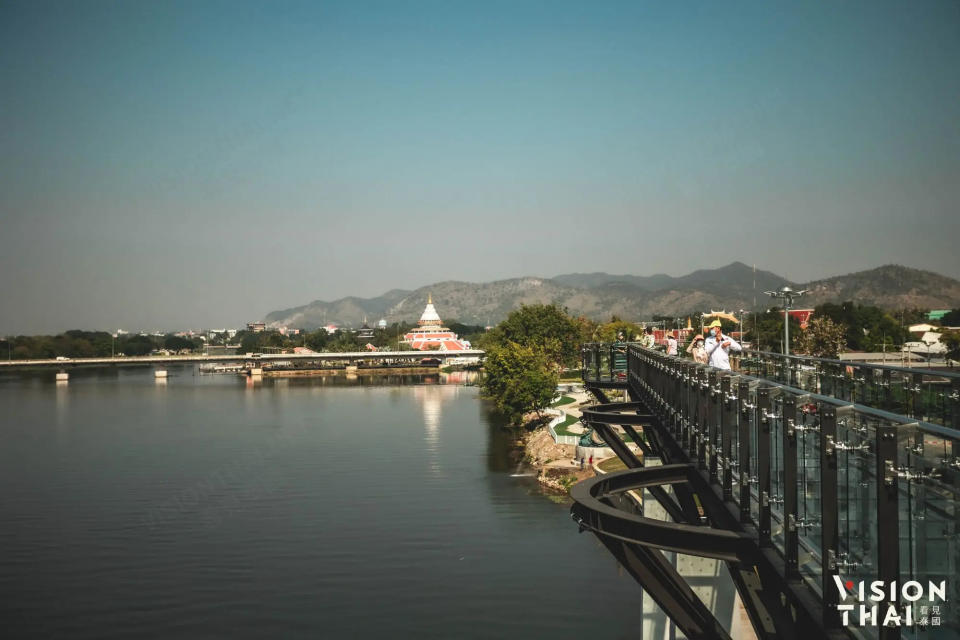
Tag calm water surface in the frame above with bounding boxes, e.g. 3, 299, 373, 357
1, 367, 643, 638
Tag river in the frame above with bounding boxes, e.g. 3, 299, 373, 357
0, 367, 644, 638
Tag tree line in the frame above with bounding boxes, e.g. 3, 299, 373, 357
0, 322, 490, 360
0, 331, 203, 359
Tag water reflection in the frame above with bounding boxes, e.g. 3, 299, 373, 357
55, 380, 70, 438
438, 370, 479, 386
414, 384, 463, 475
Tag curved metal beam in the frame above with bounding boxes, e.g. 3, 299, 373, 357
571, 465, 754, 562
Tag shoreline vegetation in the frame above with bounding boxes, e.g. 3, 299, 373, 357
0, 321, 489, 361
477, 304, 659, 497
475, 305, 605, 496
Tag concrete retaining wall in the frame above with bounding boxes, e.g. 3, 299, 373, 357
546, 408, 582, 445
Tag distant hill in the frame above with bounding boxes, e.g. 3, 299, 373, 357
263, 263, 960, 329
554, 262, 790, 301
801, 265, 960, 311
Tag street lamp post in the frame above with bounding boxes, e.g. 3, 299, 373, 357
764, 286, 807, 385
763, 286, 807, 356
738, 309, 748, 348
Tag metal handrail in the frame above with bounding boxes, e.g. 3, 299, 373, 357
740, 348, 960, 379
628, 344, 958, 434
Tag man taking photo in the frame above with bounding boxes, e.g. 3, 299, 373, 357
704, 319, 741, 370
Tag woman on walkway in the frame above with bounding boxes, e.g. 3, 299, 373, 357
686, 334, 707, 364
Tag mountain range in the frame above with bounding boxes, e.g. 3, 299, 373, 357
263, 263, 960, 329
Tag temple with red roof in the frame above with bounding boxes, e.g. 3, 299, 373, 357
403, 295, 471, 352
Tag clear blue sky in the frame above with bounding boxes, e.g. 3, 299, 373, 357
1, 0, 958, 333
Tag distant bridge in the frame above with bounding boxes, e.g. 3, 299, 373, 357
0, 350, 485, 370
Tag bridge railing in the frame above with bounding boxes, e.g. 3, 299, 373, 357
616, 344, 960, 635
737, 349, 960, 430
583, 343, 960, 429
580, 342, 635, 384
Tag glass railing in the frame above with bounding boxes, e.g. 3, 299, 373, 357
581, 342, 633, 384
586, 343, 960, 637
737, 349, 960, 429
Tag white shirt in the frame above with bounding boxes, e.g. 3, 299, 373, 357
704, 333, 742, 370
666, 337, 678, 356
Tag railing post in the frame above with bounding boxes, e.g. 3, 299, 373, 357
687, 364, 694, 449
820, 405, 840, 629
952, 377, 960, 432
821, 362, 835, 398
909, 372, 923, 421
876, 423, 901, 640
738, 380, 751, 522
697, 368, 708, 469
686, 364, 697, 455
881, 368, 893, 411
708, 370, 721, 484
672, 361, 682, 438
782, 394, 799, 581
851, 367, 867, 404
757, 386, 772, 547
720, 375, 734, 501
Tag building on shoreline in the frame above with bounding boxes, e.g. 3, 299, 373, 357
357, 318, 375, 340
403, 295, 472, 353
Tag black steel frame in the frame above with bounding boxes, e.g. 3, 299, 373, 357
574, 343, 960, 639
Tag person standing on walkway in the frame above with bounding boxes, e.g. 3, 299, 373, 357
641, 327, 655, 349
686, 334, 708, 364
666, 332, 678, 356
704, 320, 741, 370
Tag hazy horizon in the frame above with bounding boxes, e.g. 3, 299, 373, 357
1, 260, 953, 334
3, 1, 959, 333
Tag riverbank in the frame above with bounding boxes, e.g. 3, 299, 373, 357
521, 390, 596, 494
520, 388, 640, 495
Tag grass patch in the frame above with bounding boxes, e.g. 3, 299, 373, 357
551, 395, 575, 407
553, 413, 582, 437
552, 413, 635, 443
598, 457, 629, 473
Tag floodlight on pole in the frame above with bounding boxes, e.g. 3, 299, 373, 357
763, 286, 808, 356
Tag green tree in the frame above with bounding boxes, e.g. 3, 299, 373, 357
815, 302, 906, 351
481, 342, 558, 426
793, 316, 848, 358
940, 309, 960, 327
120, 334, 155, 356
594, 318, 644, 343
743, 309, 801, 354
480, 304, 582, 368
326, 330, 361, 352
305, 329, 330, 352
164, 335, 195, 352
238, 332, 261, 354
942, 330, 960, 363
